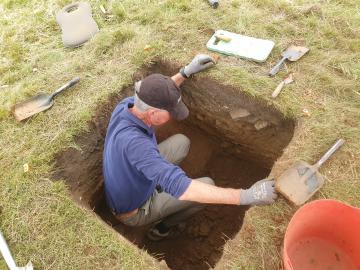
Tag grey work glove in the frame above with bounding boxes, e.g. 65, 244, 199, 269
239, 179, 278, 206
180, 54, 215, 78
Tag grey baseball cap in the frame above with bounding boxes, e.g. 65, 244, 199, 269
135, 74, 189, 120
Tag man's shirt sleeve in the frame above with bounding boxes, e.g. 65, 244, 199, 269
126, 136, 191, 198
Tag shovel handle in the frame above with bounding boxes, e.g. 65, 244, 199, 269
315, 139, 345, 169
50, 77, 80, 100
0, 232, 18, 270
269, 56, 287, 77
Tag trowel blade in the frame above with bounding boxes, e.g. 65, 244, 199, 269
283, 45, 309, 61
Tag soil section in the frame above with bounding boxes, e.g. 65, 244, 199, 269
53, 61, 295, 270
145, 62, 294, 168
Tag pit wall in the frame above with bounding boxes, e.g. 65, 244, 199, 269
136, 61, 295, 168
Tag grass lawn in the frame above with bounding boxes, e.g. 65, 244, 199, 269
0, 0, 359, 269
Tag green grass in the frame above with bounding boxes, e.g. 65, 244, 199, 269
0, 0, 359, 269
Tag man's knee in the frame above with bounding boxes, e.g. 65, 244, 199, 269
174, 133, 190, 147
197, 177, 215, 186
173, 133, 190, 156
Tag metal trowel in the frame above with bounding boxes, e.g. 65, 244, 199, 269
269, 45, 309, 76
276, 139, 345, 205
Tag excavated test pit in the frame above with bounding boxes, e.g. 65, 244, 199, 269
53, 62, 295, 270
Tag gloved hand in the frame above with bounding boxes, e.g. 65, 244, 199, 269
180, 54, 215, 78
239, 179, 278, 206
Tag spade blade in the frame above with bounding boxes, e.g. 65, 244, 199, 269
12, 94, 53, 121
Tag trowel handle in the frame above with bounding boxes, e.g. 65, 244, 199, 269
272, 81, 285, 98
0, 232, 18, 270
50, 77, 80, 100
315, 139, 345, 169
269, 56, 287, 77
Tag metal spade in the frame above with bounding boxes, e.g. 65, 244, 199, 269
12, 77, 80, 121
276, 139, 345, 205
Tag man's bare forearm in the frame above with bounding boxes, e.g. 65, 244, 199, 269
179, 180, 241, 205
171, 73, 186, 87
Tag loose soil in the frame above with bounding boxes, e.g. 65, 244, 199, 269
53, 61, 295, 270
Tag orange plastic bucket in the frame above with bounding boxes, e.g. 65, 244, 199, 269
283, 199, 360, 270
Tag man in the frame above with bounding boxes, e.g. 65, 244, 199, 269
103, 54, 277, 241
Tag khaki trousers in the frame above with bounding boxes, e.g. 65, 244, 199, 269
119, 134, 215, 227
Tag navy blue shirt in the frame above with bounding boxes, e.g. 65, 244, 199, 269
103, 96, 191, 214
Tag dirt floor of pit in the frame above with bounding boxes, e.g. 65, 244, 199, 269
53, 62, 294, 270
